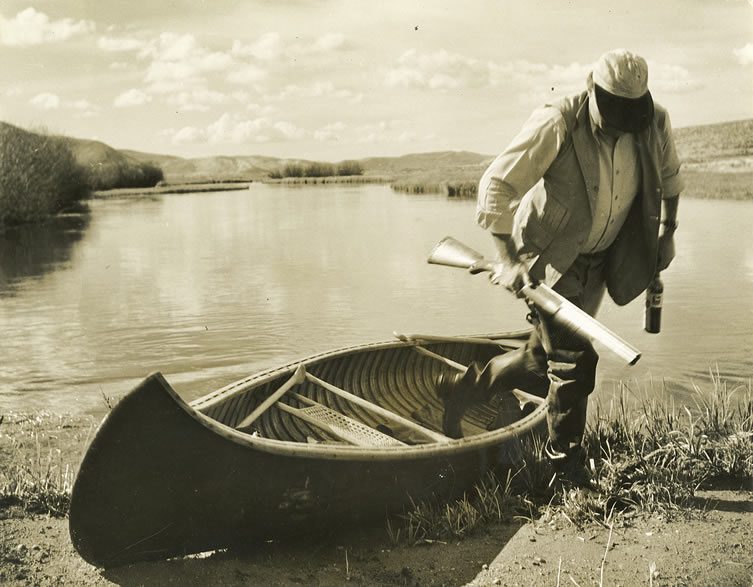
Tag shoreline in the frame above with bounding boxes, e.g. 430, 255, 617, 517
91, 182, 251, 198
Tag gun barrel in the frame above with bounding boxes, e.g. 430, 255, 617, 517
426, 236, 641, 366
521, 284, 641, 365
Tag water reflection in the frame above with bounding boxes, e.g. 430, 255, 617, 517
0, 202, 91, 295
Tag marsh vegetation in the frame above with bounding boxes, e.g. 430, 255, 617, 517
0, 123, 88, 227
0, 123, 165, 229
387, 372, 753, 543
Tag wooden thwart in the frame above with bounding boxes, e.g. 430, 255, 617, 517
410, 345, 468, 373
236, 365, 306, 429
304, 372, 451, 443
236, 364, 450, 445
394, 331, 525, 347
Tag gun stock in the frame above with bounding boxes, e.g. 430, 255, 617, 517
427, 236, 494, 272
427, 236, 641, 365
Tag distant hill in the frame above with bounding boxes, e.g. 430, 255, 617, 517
673, 118, 753, 171
63, 136, 163, 190
114, 149, 491, 184
41, 117, 752, 187
114, 118, 751, 184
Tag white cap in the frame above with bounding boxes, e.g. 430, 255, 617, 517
592, 49, 649, 99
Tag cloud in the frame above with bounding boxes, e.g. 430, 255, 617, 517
142, 32, 235, 90
170, 126, 205, 145
103, 30, 272, 115
355, 120, 411, 144
271, 81, 362, 102
168, 113, 306, 145
314, 122, 346, 142
231, 32, 282, 60
647, 61, 704, 94
226, 63, 267, 84
309, 33, 347, 54
385, 49, 586, 95
114, 89, 152, 107
231, 31, 349, 61
386, 49, 704, 102
30, 92, 98, 116
30, 92, 60, 110
386, 49, 490, 90
98, 36, 148, 52
0, 8, 94, 47
166, 88, 230, 112
733, 43, 753, 65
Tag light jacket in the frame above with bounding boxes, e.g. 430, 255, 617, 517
507, 91, 669, 306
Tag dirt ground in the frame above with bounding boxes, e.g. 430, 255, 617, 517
470, 487, 753, 587
1, 511, 520, 586
2, 487, 752, 586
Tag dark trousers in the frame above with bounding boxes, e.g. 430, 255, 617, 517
459, 252, 607, 453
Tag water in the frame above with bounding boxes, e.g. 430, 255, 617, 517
1, 185, 751, 416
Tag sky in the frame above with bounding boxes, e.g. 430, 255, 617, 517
1, 0, 751, 161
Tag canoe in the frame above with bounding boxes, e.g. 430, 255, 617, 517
69, 330, 547, 568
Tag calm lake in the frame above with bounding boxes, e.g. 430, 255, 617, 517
1, 184, 751, 416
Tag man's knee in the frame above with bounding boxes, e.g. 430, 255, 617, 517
547, 341, 599, 394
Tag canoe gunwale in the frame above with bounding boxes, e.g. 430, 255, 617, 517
179, 378, 547, 461
165, 330, 546, 462
190, 330, 532, 412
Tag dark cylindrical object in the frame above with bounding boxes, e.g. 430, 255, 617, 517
644, 276, 663, 334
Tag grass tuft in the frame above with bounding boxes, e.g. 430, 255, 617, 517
0, 414, 93, 517
388, 372, 753, 541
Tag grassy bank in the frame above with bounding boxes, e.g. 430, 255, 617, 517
0, 413, 95, 517
387, 372, 752, 543
266, 175, 390, 186
2, 372, 749, 533
0, 123, 89, 228
680, 168, 753, 200
390, 179, 478, 198
389, 168, 483, 199
387, 163, 753, 201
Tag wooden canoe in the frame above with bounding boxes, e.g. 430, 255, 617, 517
69, 330, 546, 568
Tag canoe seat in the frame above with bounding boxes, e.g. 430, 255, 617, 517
277, 399, 406, 448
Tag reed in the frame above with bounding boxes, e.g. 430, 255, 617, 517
0, 123, 88, 227
681, 169, 753, 201
390, 180, 478, 199
81, 159, 163, 191
269, 175, 388, 186
269, 160, 364, 179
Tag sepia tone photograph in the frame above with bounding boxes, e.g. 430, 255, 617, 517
1, 1, 752, 585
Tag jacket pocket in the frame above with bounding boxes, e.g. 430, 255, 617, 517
522, 194, 570, 252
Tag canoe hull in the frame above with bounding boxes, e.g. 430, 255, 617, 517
69, 335, 545, 568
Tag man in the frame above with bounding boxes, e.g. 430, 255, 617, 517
436, 49, 683, 485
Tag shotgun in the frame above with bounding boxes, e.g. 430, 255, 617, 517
427, 236, 641, 365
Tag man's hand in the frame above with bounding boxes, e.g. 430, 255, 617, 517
487, 260, 531, 296
657, 232, 675, 271
473, 232, 532, 295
